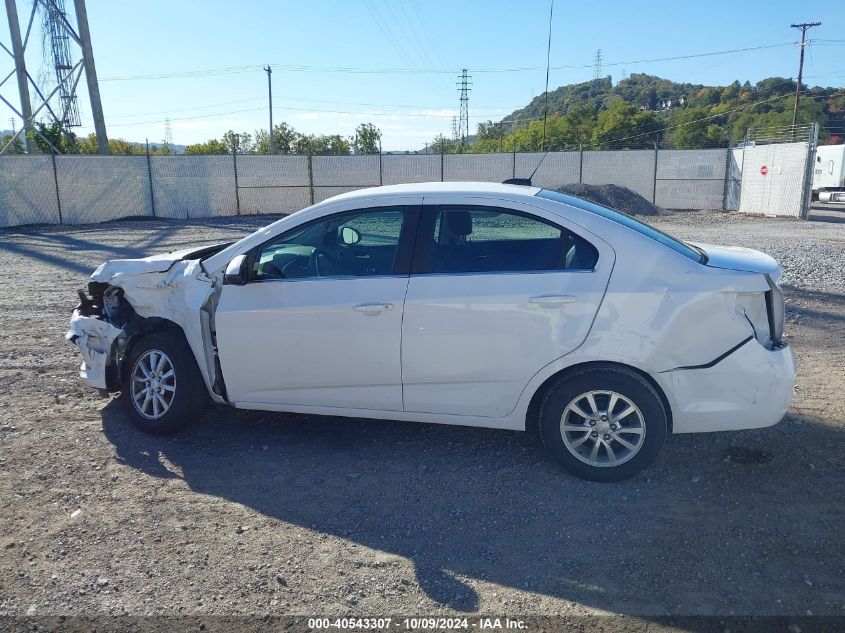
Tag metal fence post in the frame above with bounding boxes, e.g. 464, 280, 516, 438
578, 144, 584, 183
652, 134, 659, 204
512, 142, 516, 178
736, 129, 749, 213
378, 140, 383, 186
440, 144, 445, 182
50, 150, 62, 225
307, 148, 315, 205
800, 122, 819, 220
721, 142, 732, 211
145, 139, 156, 218
232, 148, 241, 216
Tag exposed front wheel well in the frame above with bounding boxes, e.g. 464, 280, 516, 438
110, 316, 189, 389
525, 361, 673, 436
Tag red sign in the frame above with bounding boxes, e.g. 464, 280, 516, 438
761, 165, 768, 176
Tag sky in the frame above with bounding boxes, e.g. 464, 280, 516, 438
2, 0, 844, 150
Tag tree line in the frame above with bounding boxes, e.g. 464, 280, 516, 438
0, 121, 382, 156
183, 122, 382, 155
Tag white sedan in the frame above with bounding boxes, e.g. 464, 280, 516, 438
67, 182, 795, 481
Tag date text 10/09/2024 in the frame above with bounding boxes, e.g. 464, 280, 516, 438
307, 618, 528, 630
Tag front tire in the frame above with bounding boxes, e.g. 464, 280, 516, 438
121, 330, 207, 435
539, 366, 667, 482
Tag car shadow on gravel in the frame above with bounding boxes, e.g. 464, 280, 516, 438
100, 401, 842, 617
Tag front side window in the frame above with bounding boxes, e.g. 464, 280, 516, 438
253, 207, 407, 280
423, 206, 598, 274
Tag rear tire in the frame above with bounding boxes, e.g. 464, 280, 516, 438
121, 330, 207, 435
539, 366, 667, 482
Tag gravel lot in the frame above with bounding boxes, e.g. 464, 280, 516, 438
0, 208, 843, 622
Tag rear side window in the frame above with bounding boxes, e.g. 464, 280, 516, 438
421, 206, 598, 274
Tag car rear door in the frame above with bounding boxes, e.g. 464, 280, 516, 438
215, 202, 420, 411
401, 198, 614, 418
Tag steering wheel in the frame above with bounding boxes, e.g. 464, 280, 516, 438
310, 248, 339, 277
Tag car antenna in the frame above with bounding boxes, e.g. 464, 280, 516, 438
502, 0, 554, 189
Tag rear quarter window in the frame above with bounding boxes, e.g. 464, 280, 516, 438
536, 189, 704, 263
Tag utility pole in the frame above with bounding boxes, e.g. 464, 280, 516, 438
264, 65, 274, 154
73, 0, 109, 154
4, 0, 37, 153
790, 21, 821, 127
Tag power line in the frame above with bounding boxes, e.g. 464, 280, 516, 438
97, 87, 841, 132
99, 103, 509, 129
98, 42, 798, 81
102, 95, 488, 120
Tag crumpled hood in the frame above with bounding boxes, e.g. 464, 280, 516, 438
91, 243, 230, 282
690, 242, 781, 282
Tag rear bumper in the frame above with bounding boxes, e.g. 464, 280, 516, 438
655, 340, 795, 434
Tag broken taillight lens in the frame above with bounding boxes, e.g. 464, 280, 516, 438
765, 275, 785, 346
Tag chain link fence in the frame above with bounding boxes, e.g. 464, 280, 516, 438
0, 138, 817, 227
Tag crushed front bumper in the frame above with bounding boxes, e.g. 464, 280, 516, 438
66, 309, 123, 389
656, 340, 795, 434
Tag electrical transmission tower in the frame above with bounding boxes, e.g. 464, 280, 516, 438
451, 115, 458, 142
593, 49, 602, 80
1, 0, 109, 154
43, 0, 80, 127
456, 68, 471, 147
163, 117, 173, 149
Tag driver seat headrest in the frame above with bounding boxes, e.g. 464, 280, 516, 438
443, 210, 472, 237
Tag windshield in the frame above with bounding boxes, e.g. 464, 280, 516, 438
536, 189, 705, 263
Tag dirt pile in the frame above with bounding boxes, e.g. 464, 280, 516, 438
555, 183, 668, 216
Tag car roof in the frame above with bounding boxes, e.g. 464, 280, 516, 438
326, 181, 542, 202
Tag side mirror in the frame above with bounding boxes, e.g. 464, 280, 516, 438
339, 226, 361, 245
223, 254, 249, 285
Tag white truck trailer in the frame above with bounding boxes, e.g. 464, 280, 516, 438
812, 144, 845, 204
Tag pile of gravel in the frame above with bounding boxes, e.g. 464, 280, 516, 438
555, 183, 668, 216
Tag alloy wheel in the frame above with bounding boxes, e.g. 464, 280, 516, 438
560, 390, 646, 467
130, 349, 176, 420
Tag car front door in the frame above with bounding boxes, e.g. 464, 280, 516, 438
401, 200, 614, 418
215, 204, 420, 411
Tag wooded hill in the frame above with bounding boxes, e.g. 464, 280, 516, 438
441, 73, 845, 153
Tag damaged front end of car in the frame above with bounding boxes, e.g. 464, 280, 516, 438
65, 243, 233, 402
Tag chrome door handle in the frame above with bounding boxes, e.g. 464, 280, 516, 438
529, 294, 576, 306
353, 302, 394, 313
